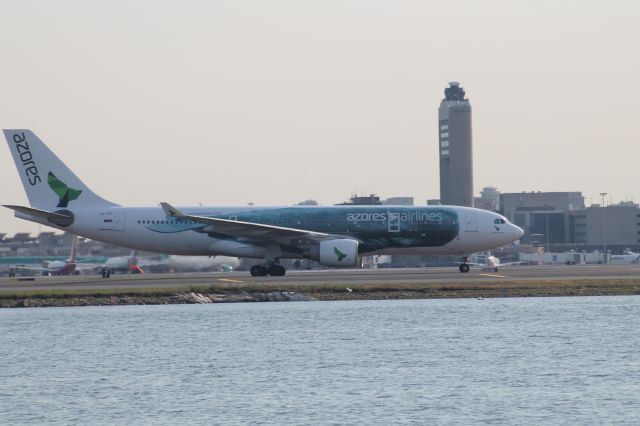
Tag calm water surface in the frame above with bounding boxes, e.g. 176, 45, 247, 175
1, 297, 639, 425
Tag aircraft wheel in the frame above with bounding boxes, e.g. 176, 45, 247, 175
459, 264, 470, 273
267, 264, 286, 276
250, 265, 268, 277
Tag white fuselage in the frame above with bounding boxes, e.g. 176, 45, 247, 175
17, 205, 523, 259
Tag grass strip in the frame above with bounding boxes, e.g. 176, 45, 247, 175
2, 278, 640, 299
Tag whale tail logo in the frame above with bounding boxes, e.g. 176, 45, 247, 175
48, 172, 82, 207
334, 247, 347, 262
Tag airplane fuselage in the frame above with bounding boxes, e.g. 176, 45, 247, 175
19, 204, 521, 259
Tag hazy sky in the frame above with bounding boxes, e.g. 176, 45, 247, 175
1, 0, 639, 235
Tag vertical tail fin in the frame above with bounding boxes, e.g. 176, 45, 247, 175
69, 235, 79, 264
3, 129, 118, 209
128, 250, 144, 274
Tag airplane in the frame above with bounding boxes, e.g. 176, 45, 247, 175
147, 255, 239, 273
0, 254, 102, 276
3, 129, 524, 277
608, 250, 640, 265
98, 251, 239, 275
5, 235, 94, 276
466, 253, 524, 272
99, 250, 145, 276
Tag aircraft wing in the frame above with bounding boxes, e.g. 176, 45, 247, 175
74, 263, 101, 272
499, 261, 526, 267
3, 264, 73, 275
5, 264, 49, 273
160, 202, 348, 244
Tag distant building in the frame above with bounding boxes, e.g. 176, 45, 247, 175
382, 197, 414, 206
439, 82, 473, 207
500, 191, 585, 245
297, 199, 318, 206
570, 203, 640, 250
0, 231, 131, 258
474, 186, 500, 211
337, 194, 382, 206
336, 195, 414, 206
10, 233, 35, 244
427, 199, 442, 206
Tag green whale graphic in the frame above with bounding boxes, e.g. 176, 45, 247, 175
48, 172, 82, 207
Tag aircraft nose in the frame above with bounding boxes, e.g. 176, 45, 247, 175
513, 224, 524, 240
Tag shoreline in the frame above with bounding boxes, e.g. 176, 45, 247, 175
1, 278, 640, 308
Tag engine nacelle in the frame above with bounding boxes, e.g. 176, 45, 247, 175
318, 239, 359, 267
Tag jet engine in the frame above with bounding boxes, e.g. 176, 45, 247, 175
317, 239, 359, 267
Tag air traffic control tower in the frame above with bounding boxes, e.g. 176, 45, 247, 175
438, 82, 473, 207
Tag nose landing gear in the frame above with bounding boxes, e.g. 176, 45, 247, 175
459, 256, 470, 273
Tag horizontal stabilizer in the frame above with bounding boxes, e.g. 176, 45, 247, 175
3, 204, 75, 227
3, 204, 73, 221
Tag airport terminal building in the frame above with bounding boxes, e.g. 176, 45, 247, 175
500, 191, 585, 245
499, 191, 640, 252
570, 203, 640, 250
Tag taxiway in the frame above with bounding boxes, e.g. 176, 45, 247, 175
1, 264, 639, 292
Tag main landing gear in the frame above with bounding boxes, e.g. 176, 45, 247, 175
459, 256, 470, 273
250, 262, 286, 277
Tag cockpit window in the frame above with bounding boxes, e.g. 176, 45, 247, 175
494, 218, 506, 224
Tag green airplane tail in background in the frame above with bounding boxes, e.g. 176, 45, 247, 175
48, 172, 82, 207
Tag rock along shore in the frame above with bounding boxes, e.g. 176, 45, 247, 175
1, 279, 640, 308
0, 291, 316, 308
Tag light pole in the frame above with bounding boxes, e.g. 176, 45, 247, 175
545, 212, 550, 253
600, 192, 608, 264
543, 205, 551, 253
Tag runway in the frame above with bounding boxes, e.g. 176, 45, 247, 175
1, 264, 639, 292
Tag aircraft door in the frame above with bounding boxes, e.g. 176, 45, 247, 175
99, 211, 114, 230
464, 212, 478, 232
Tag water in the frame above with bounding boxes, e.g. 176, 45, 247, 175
1, 297, 639, 425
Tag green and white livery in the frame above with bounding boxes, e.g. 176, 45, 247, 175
3, 130, 523, 276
